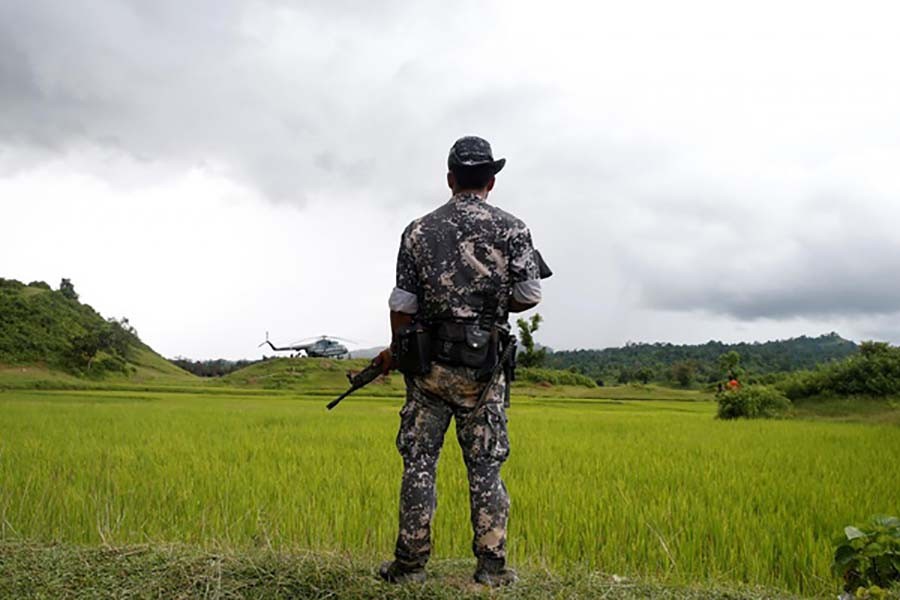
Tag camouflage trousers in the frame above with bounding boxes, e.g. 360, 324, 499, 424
393, 362, 510, 568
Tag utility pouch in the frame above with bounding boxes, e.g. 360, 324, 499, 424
473, 327, 498, 382
432, 321, 495, 373
395, 322, 432, 376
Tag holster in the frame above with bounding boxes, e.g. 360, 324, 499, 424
395, 322, 432, 376
503, 335, 517, 407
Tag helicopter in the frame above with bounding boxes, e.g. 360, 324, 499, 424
258, 333, 352, 359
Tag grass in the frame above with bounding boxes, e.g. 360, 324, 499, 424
0, 542, 800, 599
2, 387, 898, 598
791, 395, 900, 425
0, 347, 195, 390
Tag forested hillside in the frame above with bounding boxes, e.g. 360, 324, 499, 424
0, 277, 188, 379
545, 333, 858, 385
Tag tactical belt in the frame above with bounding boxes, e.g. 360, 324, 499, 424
395, 318, 515, 383
429, 321, 497, 380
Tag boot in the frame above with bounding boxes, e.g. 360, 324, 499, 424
473, 556, 518, 587
378, 560, 426, 584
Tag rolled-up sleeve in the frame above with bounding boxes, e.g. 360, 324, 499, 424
389, 286, 419, 313
512, 279, 542, 305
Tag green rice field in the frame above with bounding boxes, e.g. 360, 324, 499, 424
1, 387, 898, 597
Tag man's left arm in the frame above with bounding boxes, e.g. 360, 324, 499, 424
508, 223, 543, 313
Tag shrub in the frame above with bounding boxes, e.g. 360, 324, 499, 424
778, 342, 900, 400
517, 367, 596, 388
716, 385, 791, 419
0, 278, 25, 290
59, 278, 79, 301
833, 515, 900, 597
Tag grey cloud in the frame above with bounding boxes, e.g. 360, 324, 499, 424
627, 197, 900, 320
0, 0, 496, 204
859, 314, 900, 345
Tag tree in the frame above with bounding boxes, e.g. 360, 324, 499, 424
66, 318, 138, 373
718, 350, 742, 379
634, 366, 654, 384
516, 313, 546, 368
107, 317, 138, 360
68, 325, 104, 370
670, 361, 696, 387
59, 278, 78, 301
859, 341, 890, 358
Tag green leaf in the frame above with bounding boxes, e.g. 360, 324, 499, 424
846, 526, 867, 540
890, 556, 900, 574
872, 515, 900, 529
834, 544, 857, 568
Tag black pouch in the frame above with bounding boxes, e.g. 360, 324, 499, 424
463, 325, 493, 372
505, 335, 518, 383
432, 322, 495, 373
395, 322, 432, 376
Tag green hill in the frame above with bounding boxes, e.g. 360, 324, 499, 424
218, 356, 405, 395
546, 333, 859, 384
216, 355, 704, 402
0, 278, 192, 385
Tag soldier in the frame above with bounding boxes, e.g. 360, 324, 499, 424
376, 136, 544, 586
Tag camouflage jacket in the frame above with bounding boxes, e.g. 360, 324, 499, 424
394, 192, 540, 323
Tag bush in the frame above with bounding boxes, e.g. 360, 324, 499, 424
778, 342, 900, 400
517, 367, 596, 388
716, 385, 791, 419
833, 515, 900, 597
88, 352, 130, 376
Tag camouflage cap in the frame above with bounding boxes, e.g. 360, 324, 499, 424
448, 136, 506, 174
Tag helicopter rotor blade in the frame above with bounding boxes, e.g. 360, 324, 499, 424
283, 335, 359, 345
287, 335, 328, 344
324, 335, 360, 344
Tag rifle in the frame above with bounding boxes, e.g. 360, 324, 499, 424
467, 333, 517, 420
326, 357, 385, 410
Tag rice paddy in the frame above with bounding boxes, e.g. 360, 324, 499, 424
1, 387, 898, 597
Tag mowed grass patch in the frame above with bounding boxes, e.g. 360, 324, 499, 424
1, 389, 897, 597
0, 542, 800, 599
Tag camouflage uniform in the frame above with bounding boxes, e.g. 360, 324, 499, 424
391, 190, 541, 568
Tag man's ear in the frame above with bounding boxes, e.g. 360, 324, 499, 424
486, 176, 496, 192
447, 171, 456, 190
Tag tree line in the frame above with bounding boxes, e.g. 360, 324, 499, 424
169, 357, 264, 377
544, 333, 858, 387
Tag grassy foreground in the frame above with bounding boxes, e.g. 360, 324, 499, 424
2, 387, 898, 598
0, 542, 798, 599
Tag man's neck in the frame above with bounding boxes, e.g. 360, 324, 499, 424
451, 189, 488, 201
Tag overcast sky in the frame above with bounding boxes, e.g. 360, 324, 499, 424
2, 0, 899, 359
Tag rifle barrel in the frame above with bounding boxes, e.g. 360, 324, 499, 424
326, 387, 357, 410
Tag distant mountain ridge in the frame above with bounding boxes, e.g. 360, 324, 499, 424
545, 333, 858, 383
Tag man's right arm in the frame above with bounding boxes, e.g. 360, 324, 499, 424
378, 227, 419, 371
509, 297, 538, 313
